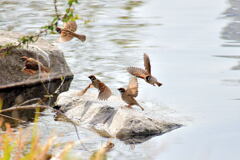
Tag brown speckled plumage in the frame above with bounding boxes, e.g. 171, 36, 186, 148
57, 21, 86, 42
21, 56, 49, 75
127, 53, 162, 87
78, 75, 112, 100
118, 77, 144, 111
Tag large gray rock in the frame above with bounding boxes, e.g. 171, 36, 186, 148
0, 30, 73, 124
55, 90, 182, 144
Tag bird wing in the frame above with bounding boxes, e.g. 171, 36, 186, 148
63, 21, 77, 32
71, 32, 86, 42
144, 53, 151, 74
77, 83, 93, 96
28, 58, 49, 73
28, 58, 40, 64
126, 77, 138, 97
127, 67, 149, 79
98, 82, 112, 100
26, 58, 42, 70
60, 31, 74, 42
60, 21, 77, 42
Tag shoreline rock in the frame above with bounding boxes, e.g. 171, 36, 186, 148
0, 30, 73, 125
55, 90, 182, 144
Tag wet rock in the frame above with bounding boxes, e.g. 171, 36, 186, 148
55, 90, 182, 144
0, 30, 73, 124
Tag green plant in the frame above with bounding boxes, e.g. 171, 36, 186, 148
0, 108, 73, 160
0, 107, 112, 160
0, 0, 81, 55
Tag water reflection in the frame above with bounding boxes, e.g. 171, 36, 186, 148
222, 0, 240, 45
220, 0, 240, 88
215, 55, 240, 70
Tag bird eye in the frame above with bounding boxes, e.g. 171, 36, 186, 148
146, 76, 151, 81
56, 27, 61, 33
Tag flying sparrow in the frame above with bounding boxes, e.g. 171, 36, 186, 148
56, 21, 86, 42
21, 56, 49, 75
118, 77, 144, 111
78, 75, 112, 100
127, 53, 162, 87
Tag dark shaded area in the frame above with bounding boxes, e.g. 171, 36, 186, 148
0, 30, 73, 126
219, 0, 240, 94
222, 0, 240, 45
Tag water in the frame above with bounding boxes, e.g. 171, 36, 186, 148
1, 0, 240, 159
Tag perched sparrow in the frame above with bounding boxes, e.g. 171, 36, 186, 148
78, 75, 112, 100
56, 21, 86, 42
127, 53, 162, 87
118, 77, 144, 111
21, 56, 49, 75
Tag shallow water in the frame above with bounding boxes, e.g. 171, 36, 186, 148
1, 0, 240, 159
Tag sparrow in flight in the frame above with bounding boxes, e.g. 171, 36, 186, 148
127, 53, 162, 87
21, 56, 49, 75
56, 21, 86, 42
118, 77, 144, 111
78, 75, 112, 100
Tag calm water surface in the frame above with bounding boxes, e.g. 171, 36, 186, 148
1, 0, 240, 159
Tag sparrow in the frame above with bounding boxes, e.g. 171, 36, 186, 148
118, 77, 144, 111
127, 53, 162, 87
21, 56, 49, 75
78, 75, 112, 100
56, 21, 86, 42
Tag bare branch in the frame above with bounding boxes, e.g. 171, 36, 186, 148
0, 105, 48, 113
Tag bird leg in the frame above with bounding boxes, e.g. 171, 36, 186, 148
137, 104, 144, 111
126, 104, 133, 109
121, 105, 132, 109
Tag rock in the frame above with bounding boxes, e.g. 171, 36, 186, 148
55, 90, 182, 144
0, 30, 73, 124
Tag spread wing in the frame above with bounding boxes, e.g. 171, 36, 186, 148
127, 67, 149, 79
144, 53, 151, 74
63, 21, 77, 32
60, 21, 77, 42
98, 82, 112, 100
77, 84, 92, 96
126, 77, 138, 97
28, 58, 41, 64
28, 58, 49, 73
60, 32, 73, 42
